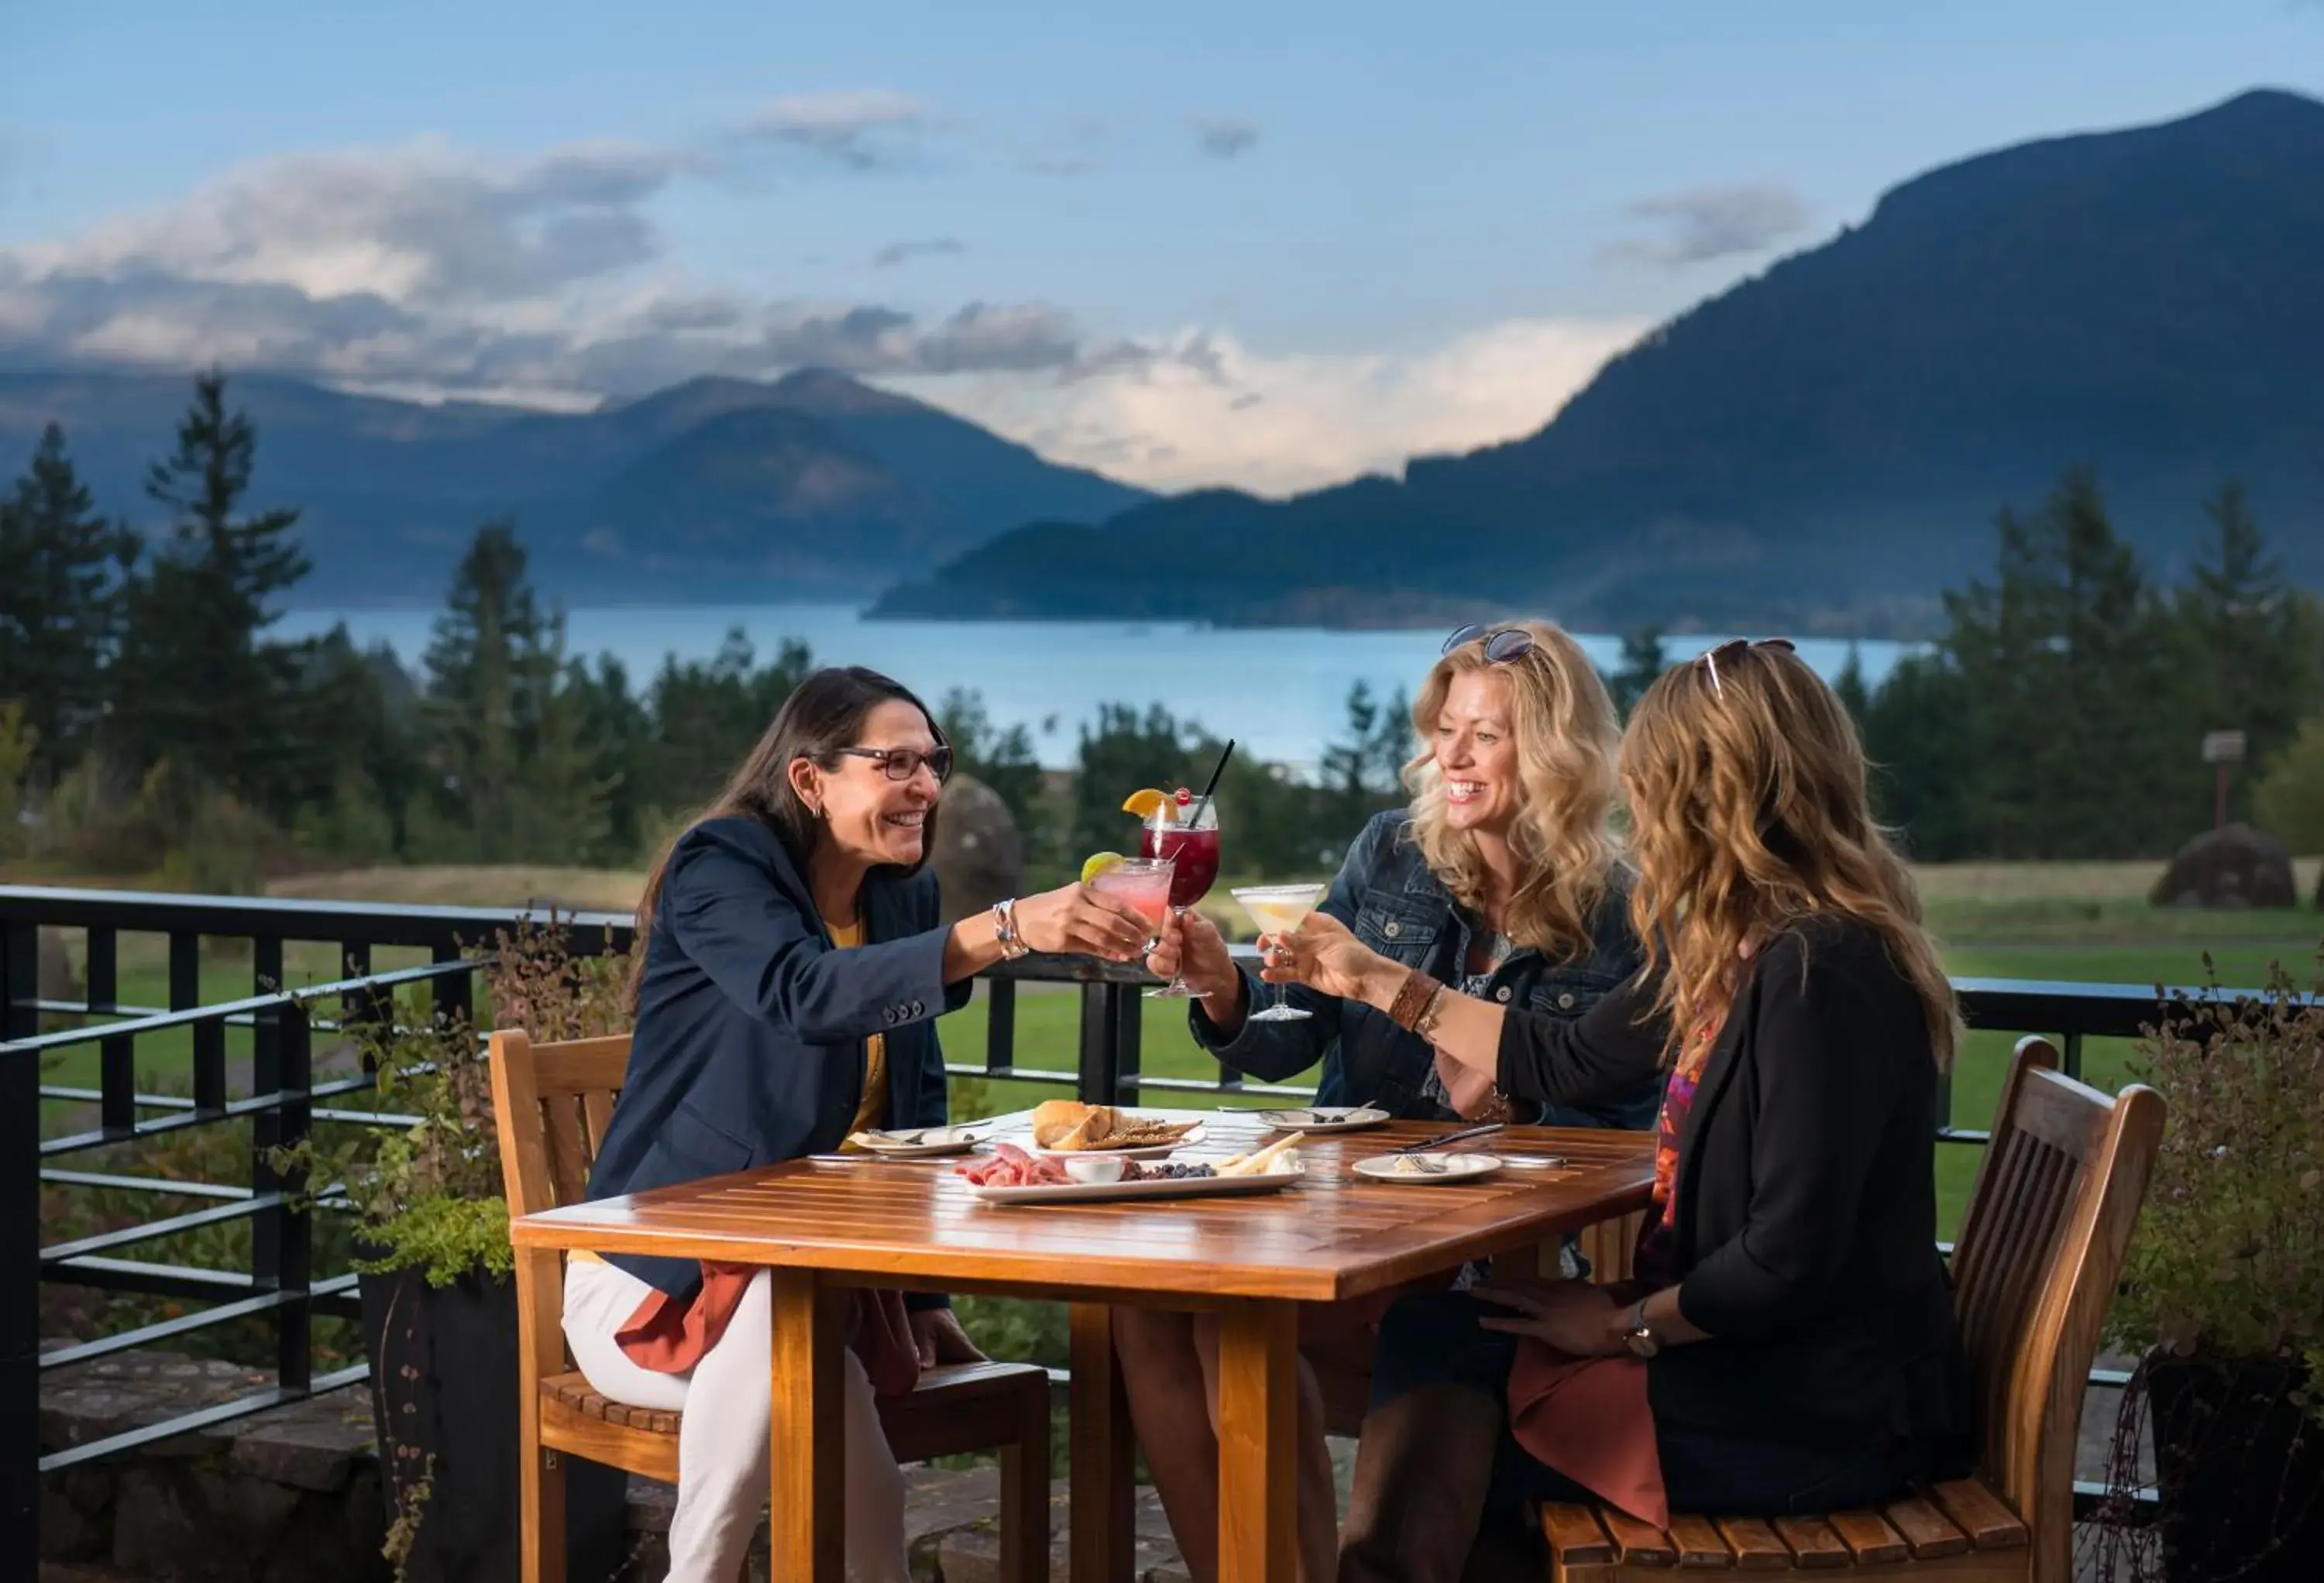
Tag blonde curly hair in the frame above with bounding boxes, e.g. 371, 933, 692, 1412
1404, 620, 1625, 961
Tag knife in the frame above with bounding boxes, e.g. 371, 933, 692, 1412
1389, 1121, 1506, 1155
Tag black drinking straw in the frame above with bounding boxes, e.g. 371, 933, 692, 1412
1189, 740, 1234, 826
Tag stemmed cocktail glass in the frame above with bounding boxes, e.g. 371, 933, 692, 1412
1143, 801, 1220, 999
1229, 883, 1328, 1022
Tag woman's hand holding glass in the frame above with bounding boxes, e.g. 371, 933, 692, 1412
1013, 882, 1159, 962
1255, 910, 1393, 1003
1144, 908, 1246, 1012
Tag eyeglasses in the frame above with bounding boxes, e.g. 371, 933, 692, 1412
832, 745, 954, 783
1695, 638, 1796, 699
1443, 623, 1535, 664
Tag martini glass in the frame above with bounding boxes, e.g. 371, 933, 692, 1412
1230, 883, 1329, 1022
1142, 801, 1221, 999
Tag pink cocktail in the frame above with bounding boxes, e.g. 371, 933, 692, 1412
1141, 802, 1220, 999
1088, 857, 1174, 951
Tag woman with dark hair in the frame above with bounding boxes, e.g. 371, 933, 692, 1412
564, 667, 1156, 1583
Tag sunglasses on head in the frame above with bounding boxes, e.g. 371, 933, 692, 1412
831, 744, 954, 783
1694, 638, 1796, 699
1442, 623, 1535, 664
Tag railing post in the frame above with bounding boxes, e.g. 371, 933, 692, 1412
1076, 981, 1119, 1106
431, 939, 473, 1026
1111, 985, 1143, 1104
985, 977, 1016, 1076
4, 919, 42, 1575
252, 998, 314, 1394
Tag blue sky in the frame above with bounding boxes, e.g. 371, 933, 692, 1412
3, 2, 2318, 490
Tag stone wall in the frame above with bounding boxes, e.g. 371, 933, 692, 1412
39, 1348, 1197, 1583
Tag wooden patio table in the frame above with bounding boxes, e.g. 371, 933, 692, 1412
508, 1108, 1654, 1583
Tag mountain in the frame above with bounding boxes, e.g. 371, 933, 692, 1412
875, 89, 2324, 635
0, 368, 1152, 605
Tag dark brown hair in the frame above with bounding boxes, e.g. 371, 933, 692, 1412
628, 666, 944, 1007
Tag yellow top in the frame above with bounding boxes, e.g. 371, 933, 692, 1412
827, 915, 889, 1146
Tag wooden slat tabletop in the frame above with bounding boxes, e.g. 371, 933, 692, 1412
510, 1110, 1655, 1303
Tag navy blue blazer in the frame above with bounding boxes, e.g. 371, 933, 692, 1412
586, 815, 971, 1304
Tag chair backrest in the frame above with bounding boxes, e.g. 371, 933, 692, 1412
489, 1028, 634, 1390
1948, 1035, 2164, 1580
488, 1027, 632, 1217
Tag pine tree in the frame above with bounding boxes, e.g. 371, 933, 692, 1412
0, 424, 138, 778
1940, 468, 2178, 857
1318, 681, 1412, 859
415, 520, 614, 862
1607, 626, 1668, 717
640, 628, 815, 819
938, 688, 1046, 828
1832, 644, 1872, 724
112, 371, 309, 809
2174, 482, 2322, 825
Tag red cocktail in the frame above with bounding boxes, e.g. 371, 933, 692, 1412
1141, 800, 1219, 999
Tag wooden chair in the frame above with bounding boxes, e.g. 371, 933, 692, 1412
1540, 1035, 2165, 1583
487, 1028, 1053, 1583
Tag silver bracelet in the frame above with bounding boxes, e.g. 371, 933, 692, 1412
992, 898, 1032, 960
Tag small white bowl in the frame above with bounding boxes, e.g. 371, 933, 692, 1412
1062, 1156, 1127, 1184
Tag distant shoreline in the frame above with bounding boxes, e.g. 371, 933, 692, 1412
280, 597, 1940, 644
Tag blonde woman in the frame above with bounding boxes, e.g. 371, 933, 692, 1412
1267, 640, 1972, 1583
1119, 620, 1659, 1583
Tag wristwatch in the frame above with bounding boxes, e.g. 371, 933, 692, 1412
1621, 1298, 1661, 1359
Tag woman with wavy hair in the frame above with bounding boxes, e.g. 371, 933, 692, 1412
1265, 639, 1972, 1583
1117, 620, 1659, 1583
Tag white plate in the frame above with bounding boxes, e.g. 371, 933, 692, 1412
1026, 1121, 1206, 1161
1352, 1152, 1504, 1185
847, 1125, 990, 1159
968, 1159, 1303, 1205
1253, 1105, 1389, 1134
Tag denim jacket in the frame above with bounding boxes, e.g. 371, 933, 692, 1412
1192, 810, 1660, 1129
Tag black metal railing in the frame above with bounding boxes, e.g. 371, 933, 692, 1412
7, 884, 2257, 1564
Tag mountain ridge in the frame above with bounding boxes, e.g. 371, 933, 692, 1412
875, 88, 2324, 635
0, 366, 1153, 605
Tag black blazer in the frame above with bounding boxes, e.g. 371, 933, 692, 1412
1497, 915, 1971, 1462
586, 816, 971, 1303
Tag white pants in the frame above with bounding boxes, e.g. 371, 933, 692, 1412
562, 1257, 911, 1583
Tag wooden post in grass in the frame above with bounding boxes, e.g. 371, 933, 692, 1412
2202, 730, 2245, 830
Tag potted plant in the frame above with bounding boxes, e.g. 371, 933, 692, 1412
2092, 951, 2324, 1583
281, 916, 633, 1583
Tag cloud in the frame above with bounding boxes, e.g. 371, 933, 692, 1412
1192, 115, 1261, 160
734, 91, 929, 170
0, 138, 1127, 400
871, 237, 966, 268
11, 139, 703, 305
907, 315, 1647, 495
1604, 180, 1810, 267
